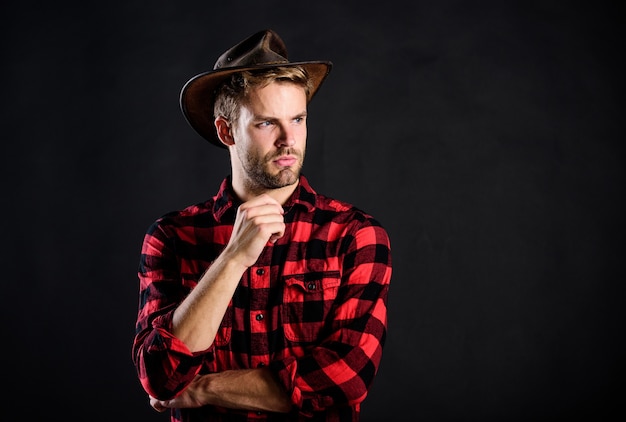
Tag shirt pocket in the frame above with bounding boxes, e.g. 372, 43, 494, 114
282, 271, 341, 343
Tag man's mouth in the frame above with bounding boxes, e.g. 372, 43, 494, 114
273, 155, 297, 167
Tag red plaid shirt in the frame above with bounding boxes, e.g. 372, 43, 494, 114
132, 175, 392, 421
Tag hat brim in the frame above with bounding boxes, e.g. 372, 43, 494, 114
179, 61, 332, 148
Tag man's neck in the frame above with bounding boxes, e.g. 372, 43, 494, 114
233, 178, 299, 205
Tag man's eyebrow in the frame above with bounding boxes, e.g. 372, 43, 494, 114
252, 114, 274, 121
253, 111, 308, 121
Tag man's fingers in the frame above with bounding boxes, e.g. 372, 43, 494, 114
238, 203, 284, 221
269, 232, 283, 243
252, 218, 286, 243
236, 198, 286, 242
149, 395, 167, 412
227, 194, 287, 266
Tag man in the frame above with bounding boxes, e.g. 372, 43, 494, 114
132, 29, 392, 421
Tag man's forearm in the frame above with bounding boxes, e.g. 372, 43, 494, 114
197, 368, 292, 413
171, 252, 247, 352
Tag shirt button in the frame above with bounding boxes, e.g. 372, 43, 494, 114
255, 313, 264, 321
307, 282, 316, 290
256, 268, 265, 275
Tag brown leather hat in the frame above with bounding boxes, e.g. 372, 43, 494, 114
180, 29, 333, 148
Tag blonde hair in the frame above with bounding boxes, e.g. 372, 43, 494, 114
214, 66, 312, 125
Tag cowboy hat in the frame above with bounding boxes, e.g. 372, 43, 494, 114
179, 29, 333, 148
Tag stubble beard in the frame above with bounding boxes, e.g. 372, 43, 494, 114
239, 147, 305, 194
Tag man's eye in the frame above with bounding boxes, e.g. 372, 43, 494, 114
259, 121, 272, 127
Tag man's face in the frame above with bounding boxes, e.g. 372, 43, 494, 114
232, 81, 308, 192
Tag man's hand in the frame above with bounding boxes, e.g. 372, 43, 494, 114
224, 194, 285, 268
149, 376, 205, 412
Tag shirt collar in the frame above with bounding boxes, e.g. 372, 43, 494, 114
212, 174, 317, 221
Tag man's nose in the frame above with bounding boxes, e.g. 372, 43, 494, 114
276, 125, 296, 147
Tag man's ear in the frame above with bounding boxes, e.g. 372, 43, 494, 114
215, 116, 235, 147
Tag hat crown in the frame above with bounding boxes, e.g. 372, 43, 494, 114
214, 30, 289, 70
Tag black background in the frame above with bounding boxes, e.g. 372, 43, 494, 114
3, 1, 624, 421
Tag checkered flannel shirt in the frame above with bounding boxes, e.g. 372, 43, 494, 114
132, 175, 392, 421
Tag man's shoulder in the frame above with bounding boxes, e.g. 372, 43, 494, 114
314, 193, 355, 213
312, 193, 385, 227
148, 198, 216, 229
156, 177, 231, 223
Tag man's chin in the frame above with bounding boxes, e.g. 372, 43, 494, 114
273, 168, 300, 187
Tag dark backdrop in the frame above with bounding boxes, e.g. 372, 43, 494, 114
2, 1, 624, 421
